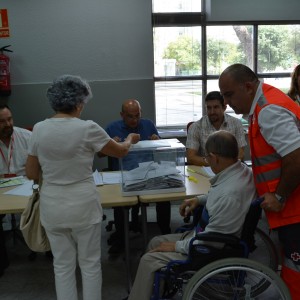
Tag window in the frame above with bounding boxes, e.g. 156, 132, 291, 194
206, 26, 253, 75
153, 1, 203, 127
152, 0, 201, 13
152, 3, 300, 128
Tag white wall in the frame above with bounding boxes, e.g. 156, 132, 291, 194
1, 0, 153, 84
1, 0, 155, 171
206, 0, 300, 21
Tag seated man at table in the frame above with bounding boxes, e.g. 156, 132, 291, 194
126, 130, 257, 300
0, 104, 32, 277
186, 91, 246, 166
103, 99, 171, 255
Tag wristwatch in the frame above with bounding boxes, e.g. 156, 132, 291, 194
32, 183, 40, 191
274, 193, 286, 204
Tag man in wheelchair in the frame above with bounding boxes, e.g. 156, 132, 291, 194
126, 130, 257, 300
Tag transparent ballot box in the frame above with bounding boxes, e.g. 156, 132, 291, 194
119, 139, 186, 196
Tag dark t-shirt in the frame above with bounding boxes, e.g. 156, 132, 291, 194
105, 119, 159, 170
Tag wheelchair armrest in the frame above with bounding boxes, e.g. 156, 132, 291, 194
194, 231, 240, 247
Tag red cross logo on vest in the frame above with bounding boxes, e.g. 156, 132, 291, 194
291, 252, 300, 262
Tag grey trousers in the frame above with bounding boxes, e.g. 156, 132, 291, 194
128, 232, 192, 300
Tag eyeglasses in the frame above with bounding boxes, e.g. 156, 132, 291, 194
125, 114, 141, 120
203, 152, 223, 163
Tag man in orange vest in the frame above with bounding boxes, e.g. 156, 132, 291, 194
219, 63, 300, 299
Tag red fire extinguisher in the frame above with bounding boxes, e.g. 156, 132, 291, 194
0, 45, 13, 96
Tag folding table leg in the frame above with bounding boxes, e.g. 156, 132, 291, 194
122, 207, 132, 292
140, 203, 148, 252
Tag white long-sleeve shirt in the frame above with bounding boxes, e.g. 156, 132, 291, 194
175, 161, 256, 254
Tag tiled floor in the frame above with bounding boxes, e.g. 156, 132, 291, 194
0, 205, 281, 300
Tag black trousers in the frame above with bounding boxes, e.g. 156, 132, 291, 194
277, 222, 300, 266
0, 214, 9, 275
113, 201, 171, 241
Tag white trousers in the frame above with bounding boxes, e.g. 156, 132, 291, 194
45, 223, 102, 300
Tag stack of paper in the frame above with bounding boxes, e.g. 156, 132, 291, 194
122, 161, 184, 192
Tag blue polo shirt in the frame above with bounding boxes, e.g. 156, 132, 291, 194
105, 119, 159, 170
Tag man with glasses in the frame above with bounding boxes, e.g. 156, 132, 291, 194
104, 99, 171, 255
125, 130, 256, 300
186, 91, 246, 166
219, 63, 300, 299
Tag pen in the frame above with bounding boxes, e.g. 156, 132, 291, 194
183, 174, 198, 183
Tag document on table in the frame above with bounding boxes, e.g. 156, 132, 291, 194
102, 172, 121, 184
130, 140, 171, 150
4, 180, 34, 196
93, 170, 121, 185
93, 170, 103, 186
3, 171, 120, 196
0, 176, 27, 188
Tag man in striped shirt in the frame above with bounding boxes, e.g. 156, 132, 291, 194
186, 91, 247, 166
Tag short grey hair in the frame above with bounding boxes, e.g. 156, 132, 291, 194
205, 130, 238, 159
46, 75, 92, 113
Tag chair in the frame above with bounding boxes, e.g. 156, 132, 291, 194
186, 121, 194, 133
151, 203, 282, 300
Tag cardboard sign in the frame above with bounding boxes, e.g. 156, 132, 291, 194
0, 9, 10, 38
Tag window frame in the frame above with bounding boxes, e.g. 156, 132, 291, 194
152, 2, 300, 129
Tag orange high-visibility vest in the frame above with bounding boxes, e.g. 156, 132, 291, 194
249, 83, 300, 229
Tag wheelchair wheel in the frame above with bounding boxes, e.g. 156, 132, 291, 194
249, 228, 279, 271
182, 257, 291, 300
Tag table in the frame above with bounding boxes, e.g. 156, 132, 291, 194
98, 184, 138, 290
138, 165, 211, 249
0, 182, 138, 290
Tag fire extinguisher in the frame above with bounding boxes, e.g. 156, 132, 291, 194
0, 45, 13, 96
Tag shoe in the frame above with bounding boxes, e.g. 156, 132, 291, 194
108, 241, 125, 255
122, 297, 128, 300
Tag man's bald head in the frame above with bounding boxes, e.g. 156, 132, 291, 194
120, 99, 142, 129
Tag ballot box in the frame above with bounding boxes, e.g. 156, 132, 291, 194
119, 139, 186, 196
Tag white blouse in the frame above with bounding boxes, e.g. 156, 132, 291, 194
28, 118, 111, 229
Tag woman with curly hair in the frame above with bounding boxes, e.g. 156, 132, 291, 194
26, 75, 139, 300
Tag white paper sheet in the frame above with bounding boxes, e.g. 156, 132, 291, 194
93, 170, 103, 186
4, 180, 34, 196
3, 171, 119, 196
102, 172, 121, 184
130, 140, 170, 150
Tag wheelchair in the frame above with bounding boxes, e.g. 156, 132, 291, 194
151, 203, 291, 300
